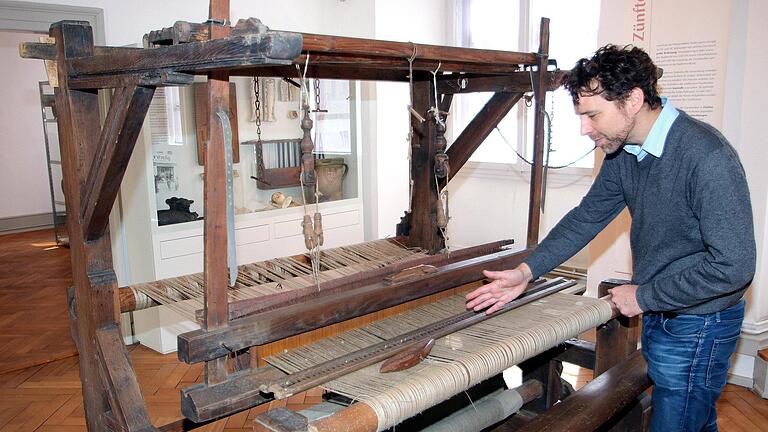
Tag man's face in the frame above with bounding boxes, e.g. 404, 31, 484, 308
574, 92, 636, 154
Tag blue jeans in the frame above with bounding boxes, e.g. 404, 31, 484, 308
642, 300, 744, 432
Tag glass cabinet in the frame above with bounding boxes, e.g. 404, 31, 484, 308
147, 77, 359, 226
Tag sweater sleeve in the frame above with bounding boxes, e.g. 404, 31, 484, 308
525, 159, 627, 279
636, 147, 756, 312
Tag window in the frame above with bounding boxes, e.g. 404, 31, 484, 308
311, 79, 352, 155
148, 87, 184, 146
455, 0, 521, 164
455, 0, 600, 169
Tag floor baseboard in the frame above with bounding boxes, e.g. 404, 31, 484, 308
0, 213, 54, 235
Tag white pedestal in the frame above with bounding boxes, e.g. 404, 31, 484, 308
752, 352, 768, 398
131, 300, 200, 354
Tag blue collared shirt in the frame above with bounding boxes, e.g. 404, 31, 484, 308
624, 97, 679, 161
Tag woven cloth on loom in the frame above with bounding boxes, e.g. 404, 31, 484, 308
265, 292, 613, 431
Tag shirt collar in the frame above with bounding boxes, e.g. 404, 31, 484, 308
624, 97, 679, 159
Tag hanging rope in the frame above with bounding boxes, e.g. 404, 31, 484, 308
428, 61, 445, 129
405, 43, 419, 213
295, 53, 323, 287
434, 173, 450, 254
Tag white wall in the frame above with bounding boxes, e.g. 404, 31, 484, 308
722, 0, 768, 336
0, 30, 51, 219
448, 163, 592, 266
17, 0, 375, 46
366, 0, 452, 239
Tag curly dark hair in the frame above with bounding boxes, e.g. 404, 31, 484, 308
563, 44, 662, 109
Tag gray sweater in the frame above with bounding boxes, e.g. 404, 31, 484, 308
525, 111, 755, 314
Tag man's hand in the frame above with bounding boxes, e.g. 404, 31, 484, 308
466, 263, 532, 314
607, 284, 642, 317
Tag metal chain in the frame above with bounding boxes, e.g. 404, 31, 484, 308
544, 91, 554, 167
549, 90, 555, 152
254, 77, 262, 141
253, 77, 266, 184
314, 78, 321, 112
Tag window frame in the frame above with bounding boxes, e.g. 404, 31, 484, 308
452, 0, 598, 177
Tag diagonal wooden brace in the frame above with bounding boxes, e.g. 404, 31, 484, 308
96, 324, 156, 432
81, 83, 155, 241
446, 92, 523, 182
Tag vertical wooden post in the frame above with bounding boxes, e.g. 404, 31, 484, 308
595, 284, 649, 432
407, 79, 444, 253
526, 18, 550, 248
203, 0, 232, 385
50, 21, 130, 431
595, 280, 641, 375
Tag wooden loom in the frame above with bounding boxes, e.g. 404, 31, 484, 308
19, 1, 650, 430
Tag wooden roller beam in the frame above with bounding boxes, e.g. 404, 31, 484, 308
514, 350, 650, 432
308, 402, 378, 432
299, 379, 544, 432
117, 287, 157, 313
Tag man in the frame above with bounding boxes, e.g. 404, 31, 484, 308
466, 45, 755, 431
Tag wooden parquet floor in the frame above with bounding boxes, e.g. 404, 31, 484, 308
0, 230, 75, 375
0, 343, 323, 431
1, 228, 767, 431
562, 365, 768, 431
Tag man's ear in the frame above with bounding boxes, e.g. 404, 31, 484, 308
628, 87, 645, 114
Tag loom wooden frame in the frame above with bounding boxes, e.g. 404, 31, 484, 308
20, 1, 645, 430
